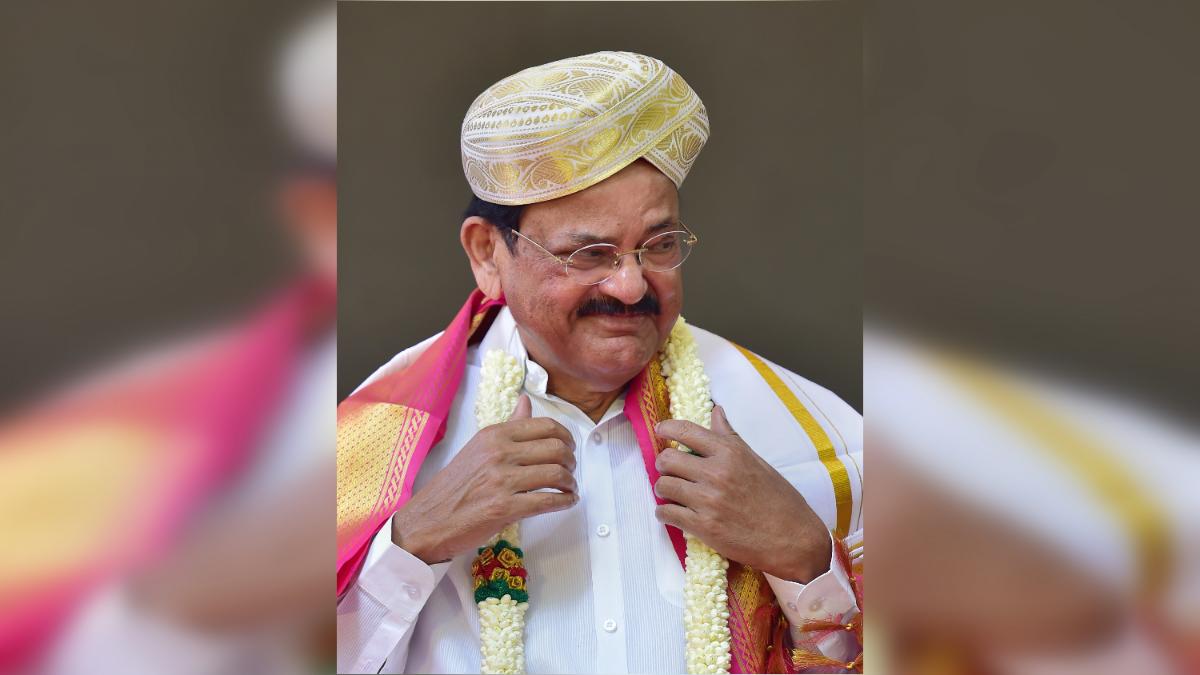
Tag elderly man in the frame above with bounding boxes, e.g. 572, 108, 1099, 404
337, 52, 863, 674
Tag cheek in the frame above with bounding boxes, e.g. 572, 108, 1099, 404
656, 277, 682, 309
651, 273, 683, 321
503, 271, 585, 330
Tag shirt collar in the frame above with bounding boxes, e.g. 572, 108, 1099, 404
479, 306, 626, 426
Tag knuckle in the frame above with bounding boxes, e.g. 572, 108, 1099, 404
482, 441, 507, 463
711, 461, 734, 484
482, 498, 508, 521
555, 443, 576, 468
537, 492, 561, 510
656, 450, 674, 472
701, 486, 725, 509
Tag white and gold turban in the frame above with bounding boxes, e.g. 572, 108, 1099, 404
461, 51, 710, 205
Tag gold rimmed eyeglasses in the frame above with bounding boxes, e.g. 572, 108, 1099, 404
510, 223, 699, 286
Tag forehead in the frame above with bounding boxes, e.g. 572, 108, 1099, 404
522, 160, 679, 237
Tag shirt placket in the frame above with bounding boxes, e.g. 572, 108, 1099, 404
580, 421, 628, 674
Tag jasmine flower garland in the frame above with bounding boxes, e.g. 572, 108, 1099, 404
475, 349, 527, 674
661, 317, 732, 674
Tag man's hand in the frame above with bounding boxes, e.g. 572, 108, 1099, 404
392, 394, 578, 564
653, 405, 832, 583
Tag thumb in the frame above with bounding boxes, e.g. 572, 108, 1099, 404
710, 404, 737, 436
508, 393, 532, 421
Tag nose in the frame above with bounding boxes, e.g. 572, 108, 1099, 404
599, 254, 648, 305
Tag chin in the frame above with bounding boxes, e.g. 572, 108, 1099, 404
582, 340, 657, 387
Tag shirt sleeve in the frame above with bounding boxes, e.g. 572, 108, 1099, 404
763, 530, 861, 665
46, 584, 282, 675
336, 515, 451, 674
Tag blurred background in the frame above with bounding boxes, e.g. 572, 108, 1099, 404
1, 2, 335, 673
866, 1, 1199, 673
338, 0, 864, 410
0, 2, 302, 413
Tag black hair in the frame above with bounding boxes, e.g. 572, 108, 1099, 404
463, 196, 525, 252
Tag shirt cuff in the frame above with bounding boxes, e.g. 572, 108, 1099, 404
47, 585, 249, 675
763, 532, 859, 662
358, 514, 451, 618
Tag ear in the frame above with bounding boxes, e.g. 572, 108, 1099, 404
461, 216, 505, 299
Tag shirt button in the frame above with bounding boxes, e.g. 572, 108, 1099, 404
596, 524, 611, 537
786, 601, 798, 612
591, 432, 602, 444
809, 598, 823, 612
603, 619, 618, 633
402, 582, 419, 600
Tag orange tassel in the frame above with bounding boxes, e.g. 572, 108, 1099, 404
790, 648, 862, 672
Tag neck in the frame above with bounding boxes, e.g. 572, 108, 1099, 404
517, 330, 628, 423
545, 377, 624, 423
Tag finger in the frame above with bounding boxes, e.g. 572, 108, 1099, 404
512, 464, 577, 494
512, 490, 579, 519
508, 416, 575, 449
653, 475, 701, 507
654, 419, 720, 457
507, 393, 532, 421
510, 437, 576, 472
654, 448, 707, 483
710, 404, 738, 437
654, 503, 701, 535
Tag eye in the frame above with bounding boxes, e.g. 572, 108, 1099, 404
646, 234, 680, 252
575, 248, 608, 260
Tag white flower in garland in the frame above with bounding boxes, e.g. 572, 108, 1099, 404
661, 317, 732, 674
475, 349, 528, 674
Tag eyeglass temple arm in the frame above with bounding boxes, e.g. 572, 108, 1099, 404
512, 228, 572, 267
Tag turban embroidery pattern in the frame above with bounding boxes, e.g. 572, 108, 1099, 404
461, 51, 710, 205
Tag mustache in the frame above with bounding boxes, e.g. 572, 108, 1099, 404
576, 294, 661, 318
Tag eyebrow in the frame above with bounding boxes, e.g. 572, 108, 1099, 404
560, 221, 677, 247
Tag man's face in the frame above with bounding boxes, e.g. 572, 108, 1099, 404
495, 160, 683, 393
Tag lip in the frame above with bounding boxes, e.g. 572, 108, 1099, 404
584, 313, 653, 331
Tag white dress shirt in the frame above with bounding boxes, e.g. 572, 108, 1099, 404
338, 310, 859, 674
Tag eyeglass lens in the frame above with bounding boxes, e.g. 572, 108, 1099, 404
565, 230, 693, 285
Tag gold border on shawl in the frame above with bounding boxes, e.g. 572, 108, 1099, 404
336, 403, 429, 548
934, 352, 1171, 600
639, 357, 672, 454
338, 302, 494, 550
733, 344, 853, 540
0, 422, 156, 594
